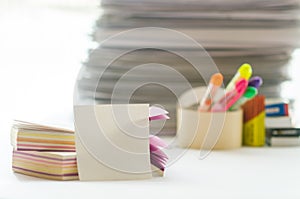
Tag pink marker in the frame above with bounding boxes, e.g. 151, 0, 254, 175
211, 78, 248, 112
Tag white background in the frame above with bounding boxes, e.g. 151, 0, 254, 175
1, 1, 300, 198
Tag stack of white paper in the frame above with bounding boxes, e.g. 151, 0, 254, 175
76, 0, 300, 134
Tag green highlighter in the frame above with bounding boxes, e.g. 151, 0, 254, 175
229, 86, 258, 111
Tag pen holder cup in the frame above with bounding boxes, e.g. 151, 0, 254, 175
176, 87, 243, 150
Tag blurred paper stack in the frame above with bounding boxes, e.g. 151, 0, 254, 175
76, 0, 300, 135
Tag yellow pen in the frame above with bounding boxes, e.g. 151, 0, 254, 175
226, 63, 252, 91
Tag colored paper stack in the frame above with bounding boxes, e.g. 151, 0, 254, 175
11, 106, 169, 180
149, 106, 169, 175
10, 120, 79, 180
11, 120, 76, 152
12, 151, 78, 181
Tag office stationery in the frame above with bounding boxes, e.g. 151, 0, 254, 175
265, 116, 294, 128
149, 106, 168, 117
11, 120, 75, 152
266, 128, 300, 146
177, 87, 243, 150
11, 120, 73, 131
149, 107, 169, 173
267, 128, 300, 136
149, 135, 168, 172
230, 86, 258, 111
265, 98, 289, 117
77, 0, 300, 135
149, 114, 169, 121
211, 78, 248, 112
11, 105, 169, 181
265, 98, 292, 128
267, 136, 300, 147
74, 104, 168, 181
225, 63, 252, 91
149, 106, 170, 121
242, 95, 265, 146
265, 103, 289, 117
248, 76, 263, 89
198, 73, 223, 112
12, 150, 78, 180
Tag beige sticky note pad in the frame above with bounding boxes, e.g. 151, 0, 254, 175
74, 104, 152, 181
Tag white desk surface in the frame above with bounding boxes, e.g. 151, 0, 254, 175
1, 135, 300, 199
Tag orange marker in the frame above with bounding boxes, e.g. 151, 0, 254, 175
198, 73, 223, 112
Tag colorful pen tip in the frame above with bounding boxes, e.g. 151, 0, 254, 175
238, 63, 252, 80
248, 76, 263, 89
244, 86, 258, 98
235, 78, 248, 93
210, 73, 223, 86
